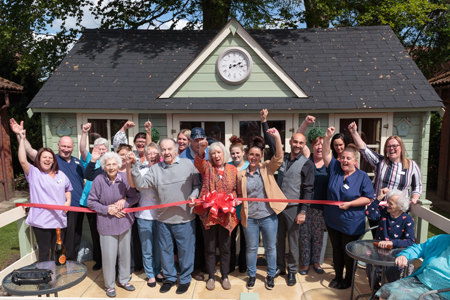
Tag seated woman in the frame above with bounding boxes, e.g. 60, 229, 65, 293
236, 128, 287, 291
323, 127, 374, 289
191, 139, 238, 290
365, 188, 415, 289
376, 234, 450, 300
87, 152, 139, 298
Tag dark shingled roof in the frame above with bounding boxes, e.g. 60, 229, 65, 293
28, 26, 442, 110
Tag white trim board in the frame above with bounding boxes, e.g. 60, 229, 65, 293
160, 18, 308, 99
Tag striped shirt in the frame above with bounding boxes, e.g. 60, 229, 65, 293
360, 145, 422, 199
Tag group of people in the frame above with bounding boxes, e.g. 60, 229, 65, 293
11, 109, 450, 300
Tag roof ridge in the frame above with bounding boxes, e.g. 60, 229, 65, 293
428, 70, 450, 83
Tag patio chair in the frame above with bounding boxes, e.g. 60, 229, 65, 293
350, 225, 378, 300
418, 287, 450, 300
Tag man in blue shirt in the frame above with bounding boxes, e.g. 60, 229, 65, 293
9, 119, 85, 261
179, 127, 209, 162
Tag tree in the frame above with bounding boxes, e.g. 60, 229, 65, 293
91, 0, 303, 30
332, 0, 450, 79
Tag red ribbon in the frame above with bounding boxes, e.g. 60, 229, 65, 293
15, 195, 387, 213
201, 191, 236, 219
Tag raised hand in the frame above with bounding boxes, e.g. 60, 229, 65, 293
266, 127, 280, 139
378, 187, 389, 201
91, 146, 101, 162
198, 139, 208, 154
348, 121, 357, 134
305, 115, 315, 124
144, 121, 152, 134
82, 123, 91, 133
122, 121, 135, 131
260, 109, 269, 123
325, 127, 335, 139
10, 118, 24, 135
126, 152, 137, 164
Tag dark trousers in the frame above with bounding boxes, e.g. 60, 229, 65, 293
33, 227, 66, 262
230, 222, 246, 272
276, 205, 301, 273
326, 224, 359, 283
194, 215, 206, 270
86, 212, 102, 264
201, 223, 231, 279
65, 211, 84, 260
130, 219, 143, 272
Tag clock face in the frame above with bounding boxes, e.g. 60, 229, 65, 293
216, 47, 253, 85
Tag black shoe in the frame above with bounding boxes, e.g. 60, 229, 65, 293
329, 278, 342, 288
147, 279, 156, 288
155, 276, 164, 283
159, 281, 176, 293
93, 262, 102, 271
336, 281, 351, 289
191, 269, 204, 281
247, 277, 256, 289
275, 268, 286, 278
176, 282, 190, 294
265, 276, 275, 290
287, 273, 296, 286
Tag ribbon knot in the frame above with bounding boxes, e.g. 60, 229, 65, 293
202, 190, 236, 219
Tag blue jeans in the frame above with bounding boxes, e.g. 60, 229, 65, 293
157, 219, 195, 284
137, 218, 161, 279
243, 213, 278, 277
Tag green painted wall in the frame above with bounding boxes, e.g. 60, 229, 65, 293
173, 34, 296, 98
138, 114, 168, 141
41, 113, 79, 157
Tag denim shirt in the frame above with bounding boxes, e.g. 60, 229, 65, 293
246, 167, 274, 219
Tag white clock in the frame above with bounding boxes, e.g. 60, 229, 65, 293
216, 47, 253, 85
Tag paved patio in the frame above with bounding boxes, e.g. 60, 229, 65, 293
54, 258, 375, 299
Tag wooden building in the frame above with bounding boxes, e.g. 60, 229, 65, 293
27, 19, 443, 201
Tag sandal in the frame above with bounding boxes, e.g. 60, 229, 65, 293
105, 288, 116, 298
117, 282, 135, 291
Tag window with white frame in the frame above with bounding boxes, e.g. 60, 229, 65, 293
78, 114, 138, 152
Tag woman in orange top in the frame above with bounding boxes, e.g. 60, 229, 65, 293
190, 139, 238, 291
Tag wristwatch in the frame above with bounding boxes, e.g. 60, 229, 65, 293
300, 210, 307, 215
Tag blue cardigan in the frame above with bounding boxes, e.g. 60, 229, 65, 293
399, 234, 450, 277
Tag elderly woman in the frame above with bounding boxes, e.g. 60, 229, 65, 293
18, 130, 72, 262
237, 129, 287, 290
323, 127, 374, 289
177, 129, 191, 155
127, 143, 164, 287
190, 139, 238, 290
375, 234, 450, 300
365, 188, 415, 288
228, 135, 249, 274
87, 152, 139, 298
296, 115, 328, 275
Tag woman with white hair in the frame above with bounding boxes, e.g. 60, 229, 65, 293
190, 140, 238, 291
365, 188, 416, 289
88, 152, 139, 298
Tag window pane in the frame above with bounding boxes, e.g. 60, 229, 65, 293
205, 122, 225, 145
88, 119, 107, 145
180, 122, 201, 131
361, 118, 381, 145
339, 118, 358, 145
111, 119, 129, 139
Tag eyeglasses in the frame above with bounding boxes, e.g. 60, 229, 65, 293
386, 144, 400, 149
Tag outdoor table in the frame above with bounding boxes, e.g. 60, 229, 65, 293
2, 260, 87, 297
345, 240, 415, 300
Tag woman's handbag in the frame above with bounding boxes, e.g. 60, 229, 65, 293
11, 268, 53, 285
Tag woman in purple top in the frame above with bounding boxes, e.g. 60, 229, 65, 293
87, 152, 139, 298
18, 130, 72, 262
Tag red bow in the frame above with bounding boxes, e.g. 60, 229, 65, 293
202, 190, 236, 219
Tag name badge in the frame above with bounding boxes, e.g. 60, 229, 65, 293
399, 171, 405, 175
279, 167, 284, 172
74, 160, 80, 164
343, 184, 349, 190
57, 180, 63, 184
